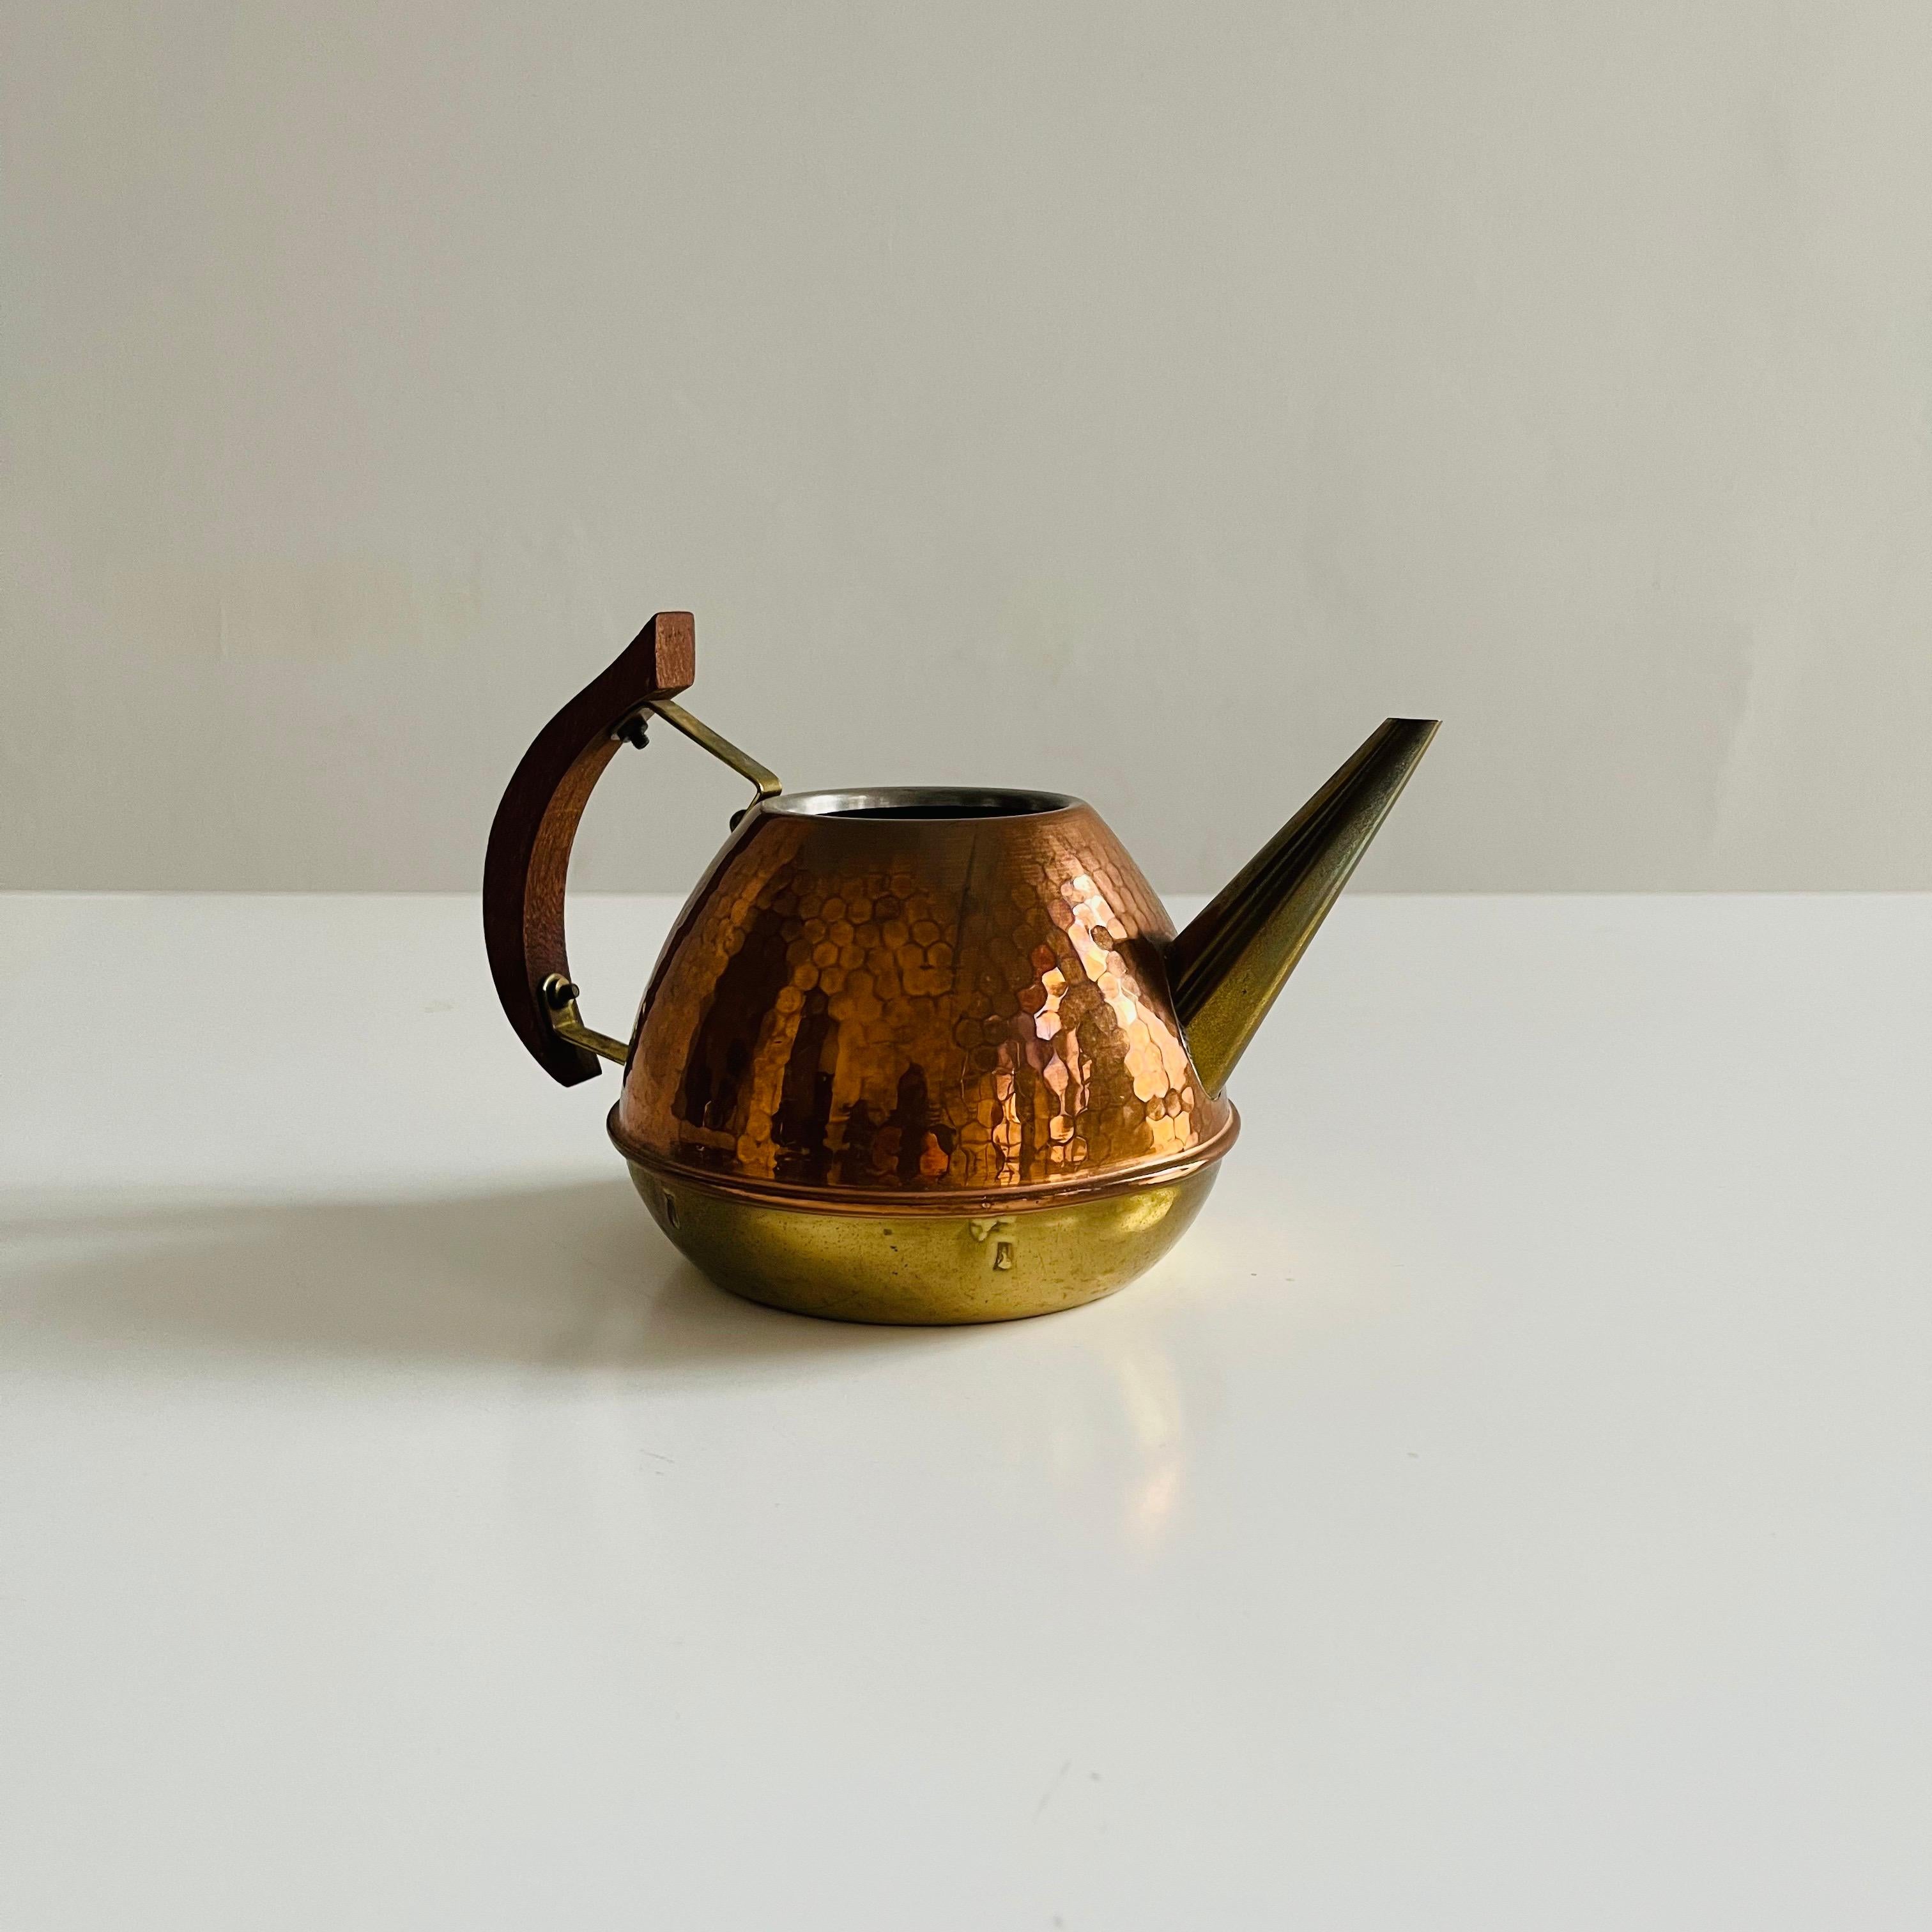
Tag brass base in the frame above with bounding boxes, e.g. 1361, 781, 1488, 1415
625, 1161, 1222, 1326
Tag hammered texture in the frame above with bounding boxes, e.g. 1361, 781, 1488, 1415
615, 802, 1234, 1200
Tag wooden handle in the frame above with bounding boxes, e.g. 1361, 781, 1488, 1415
483, 612, 695, 1084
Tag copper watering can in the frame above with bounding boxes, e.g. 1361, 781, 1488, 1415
486, 613, 1436, 1324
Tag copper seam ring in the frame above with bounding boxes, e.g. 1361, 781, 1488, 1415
607, 1105, 1240, 1216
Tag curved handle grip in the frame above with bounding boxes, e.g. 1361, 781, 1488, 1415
484, 612, 695, 1085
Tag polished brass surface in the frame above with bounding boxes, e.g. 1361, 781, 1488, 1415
617, 790, 1236, 1208
1170, 719, 1440, 1094
542, 974, 629, 1065
625, 1155, 1222, 1324
621, 697, 784, 817
549, 695, 785, 1058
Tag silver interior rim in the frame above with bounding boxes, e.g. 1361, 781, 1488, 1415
758, 786, 1081, 821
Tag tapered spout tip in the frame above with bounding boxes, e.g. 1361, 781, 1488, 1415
1169, 716, 1439, 1094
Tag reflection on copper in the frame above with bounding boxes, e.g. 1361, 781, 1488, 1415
615, 801, 1234, 1208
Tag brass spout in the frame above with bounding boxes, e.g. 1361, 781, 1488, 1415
1168, 718, 1439, 1094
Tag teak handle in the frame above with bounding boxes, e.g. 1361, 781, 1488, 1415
482, 612, 695, 1085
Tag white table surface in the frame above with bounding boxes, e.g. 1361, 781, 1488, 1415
3, 891, 1928, 1929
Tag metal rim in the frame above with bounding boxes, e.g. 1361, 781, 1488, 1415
756, 786, 1084, 821
607, 1105, 1239, 1215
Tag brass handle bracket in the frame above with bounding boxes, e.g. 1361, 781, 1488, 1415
615, 697, 782, 829
542, 974, 629, 1066
528, 694, 783, 1068
529, 695, 776, 1074
540, 699, 780, 1069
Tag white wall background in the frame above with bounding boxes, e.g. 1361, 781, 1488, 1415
5, 1, 1929, 894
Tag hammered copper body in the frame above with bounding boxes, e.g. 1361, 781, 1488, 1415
482, 613, 1436, 1324
616, 790, 1236, 1206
